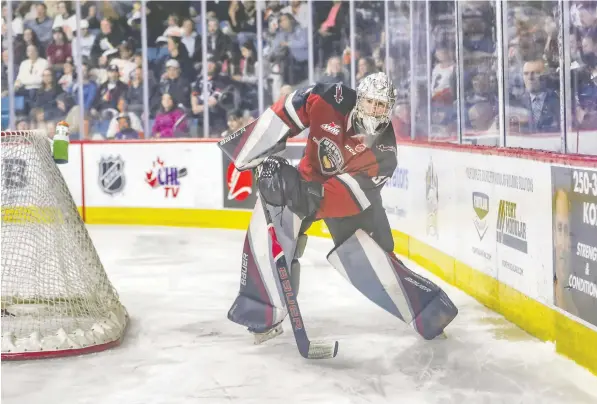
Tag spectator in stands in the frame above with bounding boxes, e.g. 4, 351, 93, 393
2, 3, 24, 38
206, 17, 234, 67
281, 1, 309, 29
57, 57, 74, 92
70, 63, 98, 112
159, 59, 190, 109
125, 65, 159, 116
575, 91, 597, 130
319, 56, 346, 84
461, 2, 495, 55
465, 70, 498, 112
269, 13, 308, 85
161, 36, 194, 81
191, 57, 229, 135
110, 40, 137, 83
161, 13, 181, 38
16, 116, 29, 131
392, 92, 413, 140
575, 2, 597, 37
316, 0, 347, 67
82, 1, 100, 31
430, 41, 456, 106
232, 40, 259, 85
1, 49, 10, 97
45, 119, 57, 139
95, 64, 128, 119
467, 101, 498, 132
30, 107, 47, 130
356, 57, 376, 85
46, 27, 71, 73
71, 19, 95, 63
231, 40, 259, 110
15, 44, 49, 93
220, 108, 244, 137
14, 28, 45, 65
509, 59, 560, 133
228, 0, 258, 46
181, 18, 202, 66
52, 1, 76, 40
152, 92, 188, 138
90, 18, 123, 65
581, 30, 597, 79
112, 113, 141, 140
55, 92, 90, 139
31, 68, 62, 120
24, 3, 53, 46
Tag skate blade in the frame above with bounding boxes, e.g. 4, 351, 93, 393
253, 324, 284, 345
433, 331, 447, 340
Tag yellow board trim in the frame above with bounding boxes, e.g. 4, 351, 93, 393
84, 206, 597, 376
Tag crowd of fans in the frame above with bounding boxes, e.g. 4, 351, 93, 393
420, 0, 597, 142
1, 0, 596, 147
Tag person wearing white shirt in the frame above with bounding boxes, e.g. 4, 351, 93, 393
2, 4, 24, 37
71, 19, 95, 62
15, 45, 49, 91
52, 1, 77, 40
281, 1, 309, 29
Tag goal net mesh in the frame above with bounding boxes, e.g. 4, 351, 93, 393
1, 131, 128, 359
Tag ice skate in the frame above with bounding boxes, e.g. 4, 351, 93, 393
434, 331, 447, 340
250, 323, 284, 345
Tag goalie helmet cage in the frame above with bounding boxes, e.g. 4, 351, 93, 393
1, 130, 128, 360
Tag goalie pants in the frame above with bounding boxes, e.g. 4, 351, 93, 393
303, 194, 394, 253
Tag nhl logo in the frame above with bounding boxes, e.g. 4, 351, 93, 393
99, 156, 125, 194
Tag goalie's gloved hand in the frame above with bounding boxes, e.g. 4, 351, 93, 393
257, 156, 323, 219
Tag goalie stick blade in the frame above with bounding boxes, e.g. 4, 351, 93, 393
305, 340, 339, 359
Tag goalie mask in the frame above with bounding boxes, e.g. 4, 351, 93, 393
353, 72, 397, 143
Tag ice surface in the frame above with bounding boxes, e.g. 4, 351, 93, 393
2, 225, 597, 404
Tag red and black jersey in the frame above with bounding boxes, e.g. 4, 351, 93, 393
271, 82, 398, 219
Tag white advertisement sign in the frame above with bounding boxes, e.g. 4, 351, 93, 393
83, 142, 223, 209
453, 152, 553, 304
383, 147, 460, 255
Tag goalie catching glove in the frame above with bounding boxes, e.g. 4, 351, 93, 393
257, 156, 323, 219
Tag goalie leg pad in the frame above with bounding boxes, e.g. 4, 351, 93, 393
327, 229, 458, 340
227, 197, 309, 332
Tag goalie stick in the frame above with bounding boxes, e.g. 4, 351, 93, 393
258, 190, 339, 360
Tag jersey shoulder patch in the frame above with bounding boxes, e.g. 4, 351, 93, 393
312, 82, 356, 115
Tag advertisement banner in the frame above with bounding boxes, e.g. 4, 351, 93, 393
455, 154, 553, 303
552, 166, 597, 327
221, 150, 258, 209
84, 143, 222, 209
221, 142, 306, 210
457, 161, 499, 278
394, 148, 459, 255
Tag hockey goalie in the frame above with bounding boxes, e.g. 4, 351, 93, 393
219, 73, 458, 347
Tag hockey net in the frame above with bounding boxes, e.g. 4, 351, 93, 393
1, 130, 128, 360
